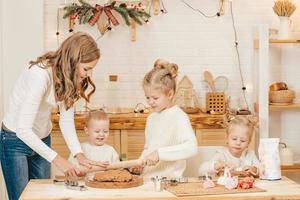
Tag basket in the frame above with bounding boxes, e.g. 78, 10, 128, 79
269, 90, 295, 103
206, 92, 226, 114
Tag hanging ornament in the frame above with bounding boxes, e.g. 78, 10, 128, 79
97, 20, 110, 35
130, 18, 137, 41
152, 0, 160, 15
68, 14, 77, 32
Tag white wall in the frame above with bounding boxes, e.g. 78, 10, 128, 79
0, 1, 43, 199
1, 0, 44, 116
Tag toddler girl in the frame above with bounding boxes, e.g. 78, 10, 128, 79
198, 115, 259, 177
69, 110, 119, 167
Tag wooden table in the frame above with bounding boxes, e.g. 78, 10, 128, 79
20, 177, 300, 200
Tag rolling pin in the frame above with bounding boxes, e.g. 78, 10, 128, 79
80, 159, 143, 175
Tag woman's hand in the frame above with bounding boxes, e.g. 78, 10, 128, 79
143, 150, 159, 166
75, 153, 109, 169
52, 155, 81, 177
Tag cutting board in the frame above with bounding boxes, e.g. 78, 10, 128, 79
163, 182, 265, 197
85, 176, 144, 189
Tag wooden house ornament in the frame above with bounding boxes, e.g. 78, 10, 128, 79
174, 75, 200, 113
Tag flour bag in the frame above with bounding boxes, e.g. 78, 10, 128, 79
258, 138, 281, 180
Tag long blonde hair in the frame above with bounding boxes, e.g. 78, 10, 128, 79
30, 32, 100, 109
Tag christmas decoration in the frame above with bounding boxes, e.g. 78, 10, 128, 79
63, 0, 150, 29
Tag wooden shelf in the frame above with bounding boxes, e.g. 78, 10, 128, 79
254, 103, 300, 112
281, 164, 300, 172
254, 39, 300, 49
270, 103, 300, 110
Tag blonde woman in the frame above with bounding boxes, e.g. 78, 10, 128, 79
0, 32, 108, 200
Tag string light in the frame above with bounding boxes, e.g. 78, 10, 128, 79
181, 0, 221, 18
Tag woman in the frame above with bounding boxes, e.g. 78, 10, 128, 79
0, 32, 108, 200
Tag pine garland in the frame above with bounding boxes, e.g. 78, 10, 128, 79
63, 0, 151, 26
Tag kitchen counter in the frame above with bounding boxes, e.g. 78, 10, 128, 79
51, 111, 226, 130
20, 177, 300, 200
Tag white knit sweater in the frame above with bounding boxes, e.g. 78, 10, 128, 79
198, 147, 260, 176
2, 65, 82, 162
140, 105, 198, 178
68, 142, 120, 167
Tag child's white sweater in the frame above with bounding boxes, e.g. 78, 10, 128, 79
140, 105, 197, 178
68, 142, 120, 167
198, 147, 260, 176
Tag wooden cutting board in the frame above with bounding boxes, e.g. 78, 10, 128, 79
163, 182, 265, 197
85, 176, 144, 189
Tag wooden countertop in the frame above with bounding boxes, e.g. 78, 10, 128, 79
20, 177, 300, 200
51, 111, 225, 130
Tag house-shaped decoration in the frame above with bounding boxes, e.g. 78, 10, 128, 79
174, 75, 200, 113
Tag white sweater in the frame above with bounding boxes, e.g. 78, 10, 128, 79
140, 105, 198, 178
68, 142, 120, 167
198, 147, 260, 176
2, 65, 82, 162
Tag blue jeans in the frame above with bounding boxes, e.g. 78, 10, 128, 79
0, 127, 51, 200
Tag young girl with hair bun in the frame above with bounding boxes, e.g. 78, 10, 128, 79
130, 65, 197, 178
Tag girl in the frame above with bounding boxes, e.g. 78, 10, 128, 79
198, 115, 259, 177
0, 32, 108, 200
131, 66, 198, 178
68, 110, 119, 168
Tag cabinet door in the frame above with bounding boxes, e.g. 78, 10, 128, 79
195, 129, 256, 149
195, 129, 227, 146
120, 130, 145, 160
51, 130, 121, 159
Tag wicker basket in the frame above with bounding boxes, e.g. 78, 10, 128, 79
269, 90, 295, 103
206, 92, 226, 114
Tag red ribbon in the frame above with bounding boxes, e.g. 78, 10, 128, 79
104, 6, 119, 26
89, 5, 102, 26
88, 4, 119, 27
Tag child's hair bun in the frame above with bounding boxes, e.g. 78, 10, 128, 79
153, 58, 178, 78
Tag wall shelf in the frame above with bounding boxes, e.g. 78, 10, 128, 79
269, 103, 300, 111
254, 103, 300, 112
254, 39, 300, 49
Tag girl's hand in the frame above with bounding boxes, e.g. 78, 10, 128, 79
75, 153, 109, 169
129, 164, 144, 174
243, 166, 258, 176
144, 150, 159, 166
52, 155, 81, 177
214, 161, 235, 173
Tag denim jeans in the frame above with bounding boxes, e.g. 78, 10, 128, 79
0, 127, 51, 200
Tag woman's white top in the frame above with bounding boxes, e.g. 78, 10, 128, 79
198, 147, 260, 176
2, 65, 82, 162
140, 105, 198, 178
68, 142, 120, 167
